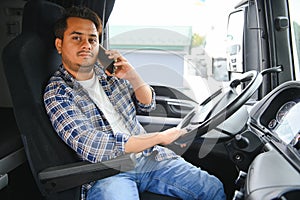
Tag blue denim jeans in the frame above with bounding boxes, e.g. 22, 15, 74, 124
87, 154, 226, 200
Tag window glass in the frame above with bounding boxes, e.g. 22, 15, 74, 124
288, 0, 300, 80
108, 0, 239, 103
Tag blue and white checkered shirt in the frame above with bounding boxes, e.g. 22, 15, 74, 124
43, 64, 177, 199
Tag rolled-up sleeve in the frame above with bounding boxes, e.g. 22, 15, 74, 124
114, 132, 130, 155
132, 86, 156, 112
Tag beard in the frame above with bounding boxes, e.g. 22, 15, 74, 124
62, 54, 97, 79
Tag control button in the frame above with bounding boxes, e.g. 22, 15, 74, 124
235, 171, 247, 187
233, 190, 244, 200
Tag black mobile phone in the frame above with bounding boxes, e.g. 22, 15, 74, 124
98, 44, 115, 74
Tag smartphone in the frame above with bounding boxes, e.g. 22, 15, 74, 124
98, 44, 115, 74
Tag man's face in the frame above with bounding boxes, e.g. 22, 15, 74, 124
55, 17, 99, 78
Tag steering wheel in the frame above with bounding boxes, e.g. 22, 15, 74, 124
175, 70, 263, 144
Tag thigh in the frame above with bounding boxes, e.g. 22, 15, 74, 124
86, 173, 139, 200
137, 156, 226, 200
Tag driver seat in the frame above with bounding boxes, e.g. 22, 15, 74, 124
2, 0, 179, 199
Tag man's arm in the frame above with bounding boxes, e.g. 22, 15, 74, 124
125, 70, 153, 105
124, 127, 186, 153
106, 50, 152, 105
106, 50, 187, 153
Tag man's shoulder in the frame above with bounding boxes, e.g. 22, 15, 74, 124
44, 69, 72, 94
47, 70, 65, 85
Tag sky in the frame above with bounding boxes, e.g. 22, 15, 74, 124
289, 0, 300, 24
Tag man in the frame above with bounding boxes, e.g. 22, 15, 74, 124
44, 6, 226, 200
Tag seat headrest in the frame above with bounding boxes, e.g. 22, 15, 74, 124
22, 0, 65, 48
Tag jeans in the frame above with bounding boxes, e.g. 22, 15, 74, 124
87, 154, 226, 200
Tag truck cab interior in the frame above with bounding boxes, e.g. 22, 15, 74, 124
0, 0, 300, 200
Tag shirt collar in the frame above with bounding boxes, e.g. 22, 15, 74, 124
58, 63, 108, 88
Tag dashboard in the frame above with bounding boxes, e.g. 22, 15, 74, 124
269, 100, 300, 144
239, 81, 300, 199
250, 82, 300, 146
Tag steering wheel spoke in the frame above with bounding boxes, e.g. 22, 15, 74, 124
176, 70, 263, 143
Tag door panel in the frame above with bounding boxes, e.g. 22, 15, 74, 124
137, 85, 197, 132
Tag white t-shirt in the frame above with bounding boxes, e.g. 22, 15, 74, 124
78, 73, 131, 135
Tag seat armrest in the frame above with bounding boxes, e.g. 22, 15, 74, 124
39, 154, 135, 193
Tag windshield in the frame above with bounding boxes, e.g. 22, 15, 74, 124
108, 0, 240, 103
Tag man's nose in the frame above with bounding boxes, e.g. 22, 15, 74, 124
81, 39, 92, 50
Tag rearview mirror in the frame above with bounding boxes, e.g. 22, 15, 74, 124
226, 10, 244, 73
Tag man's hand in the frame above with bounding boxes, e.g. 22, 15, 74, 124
105, 49, 134, 80
105, 49, 153, 105
124, 127, 187, 153
159, 127, 187, 146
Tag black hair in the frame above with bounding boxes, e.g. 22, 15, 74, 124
54, 6, 102, 39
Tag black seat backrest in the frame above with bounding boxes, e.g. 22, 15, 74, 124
2, 1, 179, 200
2, 0, 81, 199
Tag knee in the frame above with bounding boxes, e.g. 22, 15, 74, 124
87, 178, 117, 199
87, 176, 139, 200
187, 171, 226, 200
206, 176, 226, 200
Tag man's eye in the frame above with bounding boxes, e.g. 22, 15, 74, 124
72, 36, 81, 41
89, 38, 98, 44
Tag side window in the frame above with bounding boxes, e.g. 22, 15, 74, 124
288, 0, 300, 80
108, 0, 239, 104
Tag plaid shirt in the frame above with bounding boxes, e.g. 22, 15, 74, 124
43, 64, 177, 199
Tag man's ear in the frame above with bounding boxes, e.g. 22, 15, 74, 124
55, 38, 62, 54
